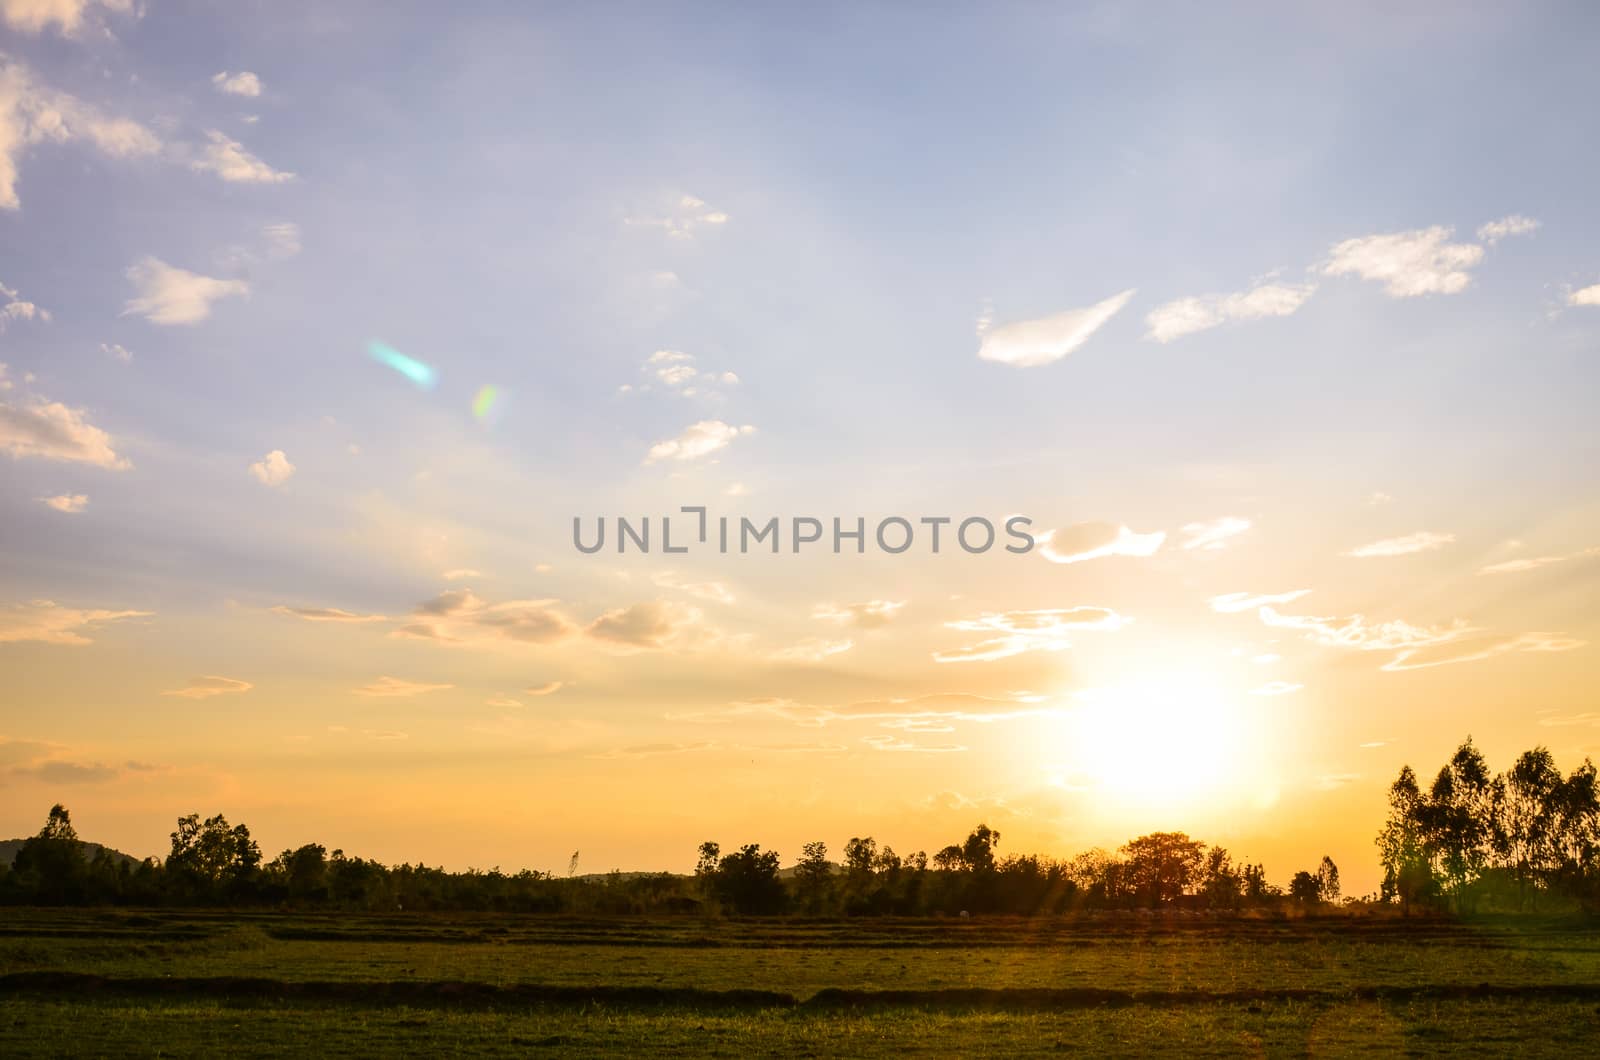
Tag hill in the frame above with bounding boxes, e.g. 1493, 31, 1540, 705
0, 838, 143, 869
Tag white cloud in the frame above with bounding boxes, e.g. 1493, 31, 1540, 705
248, 449, 294, 487
1210, 589, 1311, 614
1479, 547, 1598, 575
353, 676, 453, 698
190, 129, 294, 184
40, 493, 87, 513
1145, 280, 1315, 342
1475, 214, 1539, 244
0, 0, 131, 35
1, 279, 50, 329
624, 193, 730, 238
1323, 226, 1484, 297
977, 289, 1134, 367
0, 599, 149, 645
769, 637, 854, 663
1251, 681, 1302, 696
1180, 516, 1251, 551
100, 342, 132, 362
442, 568, 481, 581
1568, 284, 1600, 308
1, 58, 160, 210
934, 607, 1125, 663
269, 605, 387, 623
211, 71, 262, 98
1038, 521, 1165, 564
628, 349, 739, 399
1344, 531, 1454, 558
1383, 631, 1584, 672
0, 396, 129, 468
261, 221, 301, 258
1259, 605, 1468, 654
645, 420, 754, 463
524, 680, 565, 697
163, 675, 252, 699
813, 600, 905, 628
123, 257, 248, 325
653, 572, 736, 604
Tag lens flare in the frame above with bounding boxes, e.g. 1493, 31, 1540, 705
367, 341, 437, 389
472, 385, 501, 424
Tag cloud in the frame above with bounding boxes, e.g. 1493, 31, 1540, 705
40, 493, 87, 513
1316, 773, 1362, 791
261, 221, 301, 258
1568, 284, 1600, 308
977, 289, 1135, 367
862, 735, 966, 753
1251, 681, 1303, 696
586, 600, 705, 651
397, 590, 579, 647
934, 607, 1125, 664
249, 449, 294, 487
269, 605, 386, 623
1210, 590, 1311, 614
1475, 215, 1539, 244
1539, 712, 1600, 729
1038, 521, 1165, 564
1180, 516, 1252, 551
629, 349, 741, 399
624, 193, 729, 238
653, 572, 736, 604
0, 0, 131, 35
100, 342, 132, 362
442, 568, 481, 580
0, 599, 149, 644
594, 741, 719, 760
1, 279, 49, 329
1382, 631, 1585, 672
211, 71, 262, 98
812, 600, 905, 628
1344, 531, 1454, 558
769, 637, 854, 663
1479, 547, 1598, 575
675, 692, 1055, 729
123, 257, 248, 324
163, 675, 253, 699
1145, 280, 1315, 342
353, 676, 453, 698
18, 760, 118, 783
524, 681, 565, 697
645, 420, 754, 463
1323, 226, 1484, 297
1, 58, 160, 209
0, 396, 129, 468
1258, 605, 1466, 654
190, 130, 293, 184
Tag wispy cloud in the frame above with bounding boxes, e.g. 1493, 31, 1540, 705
1210, 589, 1311, 614
769, 637, 854, 663
1038, 521, 1165, 564
1180, 516, 1251, 551
211, 71, 262, 98
40, 493, 88, 513
1479, 547, 1598, 574
0, 0, 133, 36
1, 395, 130, 468
164, 675, 252, 699
190, 130, 294, 184
1475, 214, 1539, 244
123, 257, 248, 325
977, 289, 1135, 367
1382, 632, 1585, 672
524, 681, 566, 697
270, 605, 387, 623
1145, 280, 1315, 342
813, 600, 905, 628
934, 607, 1125, 664
353, 676, 453, 698
1323, 226, 1483, 297
0, 599, 150, 645
624, 193, 729, 238
1, 278, 49, 329
1251, 681, 1302, 696
645, 420, 754, 464
1567, 283, 1600, 308
1344, 531, 1454, 558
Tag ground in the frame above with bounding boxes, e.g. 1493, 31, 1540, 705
3, 910, 1599, 1055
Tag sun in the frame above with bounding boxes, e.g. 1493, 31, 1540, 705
1051, 673, 1271, 820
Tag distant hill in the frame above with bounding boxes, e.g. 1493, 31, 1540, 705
0, 838, 144, 869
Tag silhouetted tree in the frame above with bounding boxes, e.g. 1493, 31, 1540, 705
1121, 832, 1203, 906
1317, 856, 1341, 904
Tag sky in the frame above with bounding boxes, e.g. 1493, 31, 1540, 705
2, 1, 1598, 896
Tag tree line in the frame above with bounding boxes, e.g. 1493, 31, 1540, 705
1377, 738, 1600, 913
5, 738, 1593, 915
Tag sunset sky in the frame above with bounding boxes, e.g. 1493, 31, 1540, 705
2, 2, 1598, 896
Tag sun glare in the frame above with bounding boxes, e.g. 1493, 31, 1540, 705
1054, 674, 1270, 819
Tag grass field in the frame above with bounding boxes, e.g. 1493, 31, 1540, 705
4, 909, 1600, 1055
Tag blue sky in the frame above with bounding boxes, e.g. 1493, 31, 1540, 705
2, 2, 1598, 885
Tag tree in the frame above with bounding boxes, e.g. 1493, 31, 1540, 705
167, 813, 262, 900
961, 825, 1001, 874
843, 837, 877, 877
1201, 846, 1242, 909
1289, 870, 1321, 903
1317, 856, 1340, 904
1496, 748, 1564, 907
13, 804, 88, 904
710, 844, 786, 914
1377, 765, 1435, 913
1120, 832, 1203, 906
795, 841, 832, 912
1425, 739, 1497, 910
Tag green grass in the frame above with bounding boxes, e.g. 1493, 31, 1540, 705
4, 910, 1600, 1055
